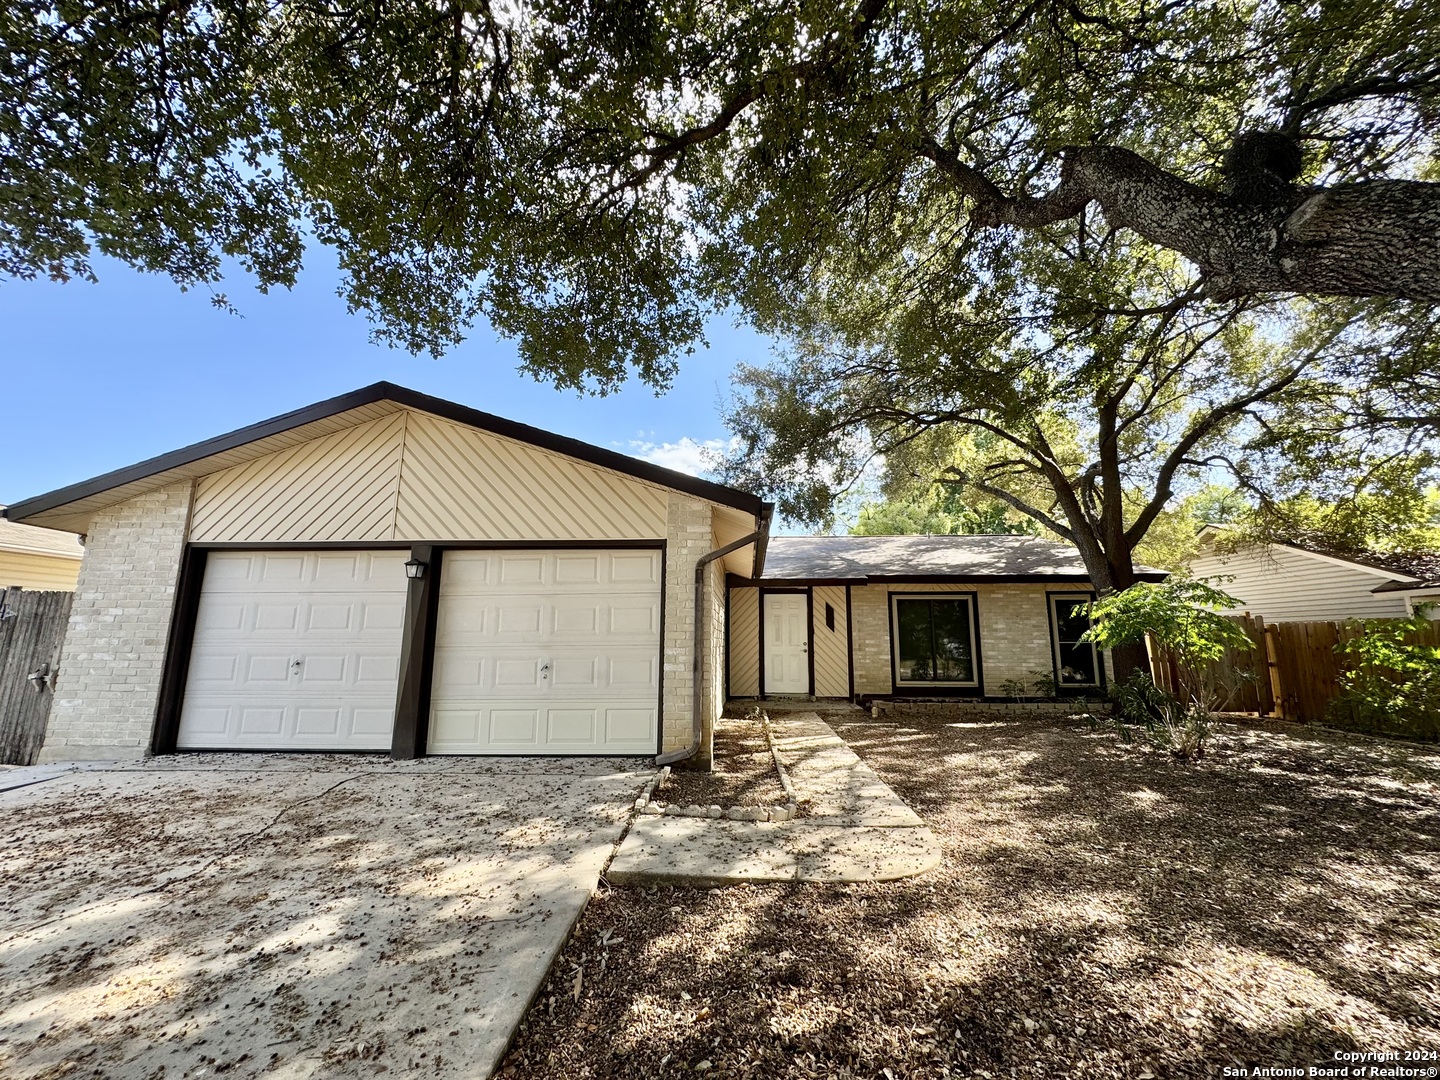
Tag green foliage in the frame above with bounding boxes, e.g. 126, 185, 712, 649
850, 482, 1038, 537
997, 677, 1029, 701
1086, 579, 1253, 668
1328, 606, 1440, 742
1086, 578, 1255, 759
4, 0, 1439, 385
1229, 482, 1440, 564
1108, 671, 1210, 762
1028, 670, 1058, 699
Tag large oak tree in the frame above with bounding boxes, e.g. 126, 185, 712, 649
4, 0, 1439, 369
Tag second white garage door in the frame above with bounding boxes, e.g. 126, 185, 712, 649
428, 549, 661, 754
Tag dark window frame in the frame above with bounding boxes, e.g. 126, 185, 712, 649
1046, 591, 1106, 693
888, 591, 982, 690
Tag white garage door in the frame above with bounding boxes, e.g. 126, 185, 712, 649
428, 549, 661, 754
176, 550, 407, 750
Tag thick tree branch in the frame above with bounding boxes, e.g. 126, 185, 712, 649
918, 140, 1440, 302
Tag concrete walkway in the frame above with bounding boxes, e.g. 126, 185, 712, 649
608, 713, 941, 885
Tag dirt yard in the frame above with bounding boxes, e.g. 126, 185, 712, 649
503, 715, 1440, 1079
653, 712, 787, 810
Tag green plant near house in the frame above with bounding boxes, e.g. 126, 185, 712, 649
1328, 605, 1440, 742
1028, 670, 1058, 699
1084, 578, 1254, 761
998, 677, 1029, 702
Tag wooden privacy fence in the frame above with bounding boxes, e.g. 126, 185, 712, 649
1148, 614, 1440, 725
0, 587, 73, 765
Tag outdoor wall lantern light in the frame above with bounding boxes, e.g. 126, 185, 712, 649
404, 557, 427, 580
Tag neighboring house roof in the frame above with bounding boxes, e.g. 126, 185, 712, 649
752, 534, 1168, 583
1195, 523, 1439, 596
0, 508, 83, 560
3, 382, 770, 535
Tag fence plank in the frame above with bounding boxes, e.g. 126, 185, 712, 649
1146, 613, 1440, 727
0, 588, 74, 765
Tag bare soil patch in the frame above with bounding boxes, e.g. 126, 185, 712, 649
504, 717, 1440, 1079
654, 712, 787, 810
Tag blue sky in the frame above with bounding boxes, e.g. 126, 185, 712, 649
0, 245, 775, 506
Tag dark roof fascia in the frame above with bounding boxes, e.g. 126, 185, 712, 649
5, 381, 768, 523
1372, 580, 1440, 594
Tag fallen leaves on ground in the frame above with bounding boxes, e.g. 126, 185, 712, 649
504, 714, 1440, 1079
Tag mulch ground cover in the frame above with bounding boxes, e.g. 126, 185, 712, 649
653, 712, 788, 810
502, 713, 1440, 1079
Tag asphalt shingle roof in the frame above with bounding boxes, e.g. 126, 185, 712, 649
757, 534, 1167, 582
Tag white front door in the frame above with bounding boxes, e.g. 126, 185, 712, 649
177, 550, 407, 750
763, 592, 809, 695
427, 549, 661, 754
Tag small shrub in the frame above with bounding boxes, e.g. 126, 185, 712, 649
1328, 605, 1440, 742
1109, 670, 1210, 761
1085, 578, 1252, 761
1028, 669, 1058, 698
998, 677, 1029, 701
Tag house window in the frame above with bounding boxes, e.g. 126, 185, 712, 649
1049, 594, 1101, 688
891, 595, 978, 686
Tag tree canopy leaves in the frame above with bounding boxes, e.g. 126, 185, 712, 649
5, 0, 1440, 379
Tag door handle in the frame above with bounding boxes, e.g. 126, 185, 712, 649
801, 641, 808, 652
540, 661, 550, 680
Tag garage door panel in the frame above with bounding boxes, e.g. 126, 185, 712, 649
428, 549, 660, 754
177, 550, 404, 751
605, 708, 654, 744
547, 709, 596, 743
554, 554, 601, 584
610, 552, 660, 584
498, 556, 544, 584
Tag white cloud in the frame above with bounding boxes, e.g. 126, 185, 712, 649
625, 436, 732, 477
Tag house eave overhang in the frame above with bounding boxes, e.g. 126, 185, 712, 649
4, 382, 768, 530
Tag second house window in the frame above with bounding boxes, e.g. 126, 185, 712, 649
892, 595, 978, 687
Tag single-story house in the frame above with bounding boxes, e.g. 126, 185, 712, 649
4, 384, 1160, 767
728, 534, 1164, 700
0, 508, 84, 591
1188, 525, 1440, 621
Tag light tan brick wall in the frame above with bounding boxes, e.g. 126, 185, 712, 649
660, 494, 715, 756
851, 582, 1079, 697
40, 482, 192, 762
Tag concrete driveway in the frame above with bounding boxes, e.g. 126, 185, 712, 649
0, 754, 651, 1079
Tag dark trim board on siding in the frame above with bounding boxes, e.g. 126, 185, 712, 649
390, 544, 442, 760
6, 382, 769, 524
150, 545, 209, 755
723, 584, 732, 702
807, 588, 816, 696
845, 584, 855, 700
656, 540, 668, 757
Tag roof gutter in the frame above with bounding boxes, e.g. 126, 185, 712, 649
657, 504, 773, 768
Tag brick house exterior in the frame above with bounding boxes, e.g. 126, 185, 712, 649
727, 535, 1167, 704
6, 384, 766, 765
5, 387, 1156, 767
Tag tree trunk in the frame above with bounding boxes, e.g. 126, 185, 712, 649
1067, 526, 1149, 689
